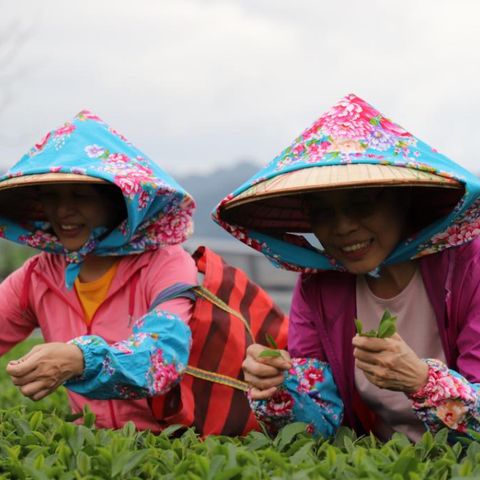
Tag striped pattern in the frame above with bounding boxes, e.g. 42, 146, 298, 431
151, 246, 288, 436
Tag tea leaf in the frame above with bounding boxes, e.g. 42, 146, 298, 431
354, 318, 363, 335
259, 349, 282, 358
265, 333, 278, 349
377, 319, 397, 339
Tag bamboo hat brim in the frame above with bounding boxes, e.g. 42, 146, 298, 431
225, 164, 460, 209
0, 173, 109, 222
0, 172, 108, 192
219, 164, 464, 232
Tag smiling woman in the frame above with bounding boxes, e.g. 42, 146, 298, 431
214, 93, 480, 442
37, 184, 127, 252
0, 110, 198, 432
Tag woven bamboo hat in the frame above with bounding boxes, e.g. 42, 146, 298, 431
214, 94, 478, 273
219, 163, 463, 232
0, 172, 107, 192
0, 173, 109, 222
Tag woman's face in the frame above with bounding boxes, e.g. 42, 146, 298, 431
309, 188, 408, 274
38, 184, 113, 251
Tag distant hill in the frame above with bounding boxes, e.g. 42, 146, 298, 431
177, 160, 260, 239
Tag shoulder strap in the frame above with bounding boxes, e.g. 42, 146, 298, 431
150, 282, 197, 309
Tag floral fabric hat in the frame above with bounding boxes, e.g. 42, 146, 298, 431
0, 110, 195, 287
213, 94, 480, 272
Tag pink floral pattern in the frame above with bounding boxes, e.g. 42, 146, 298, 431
271, 94, 416, 171
249, 358, 343, 437
416, 199, 480, 257
409, 359, 480, 435
148, 350, 181, 396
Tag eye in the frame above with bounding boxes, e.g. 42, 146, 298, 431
38, 191, 56, 200
310, 206, 335, 222
73, 190, 97, 199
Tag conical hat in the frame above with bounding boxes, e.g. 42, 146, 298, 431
225, 164, 460, 209
214, 94, 480, 272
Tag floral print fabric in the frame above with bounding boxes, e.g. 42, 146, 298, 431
408, 359, 480, 436
0, 110, 195, 288
248, 358, 343, 438
251, 357, 480, 440
66, 307, 191, 400
214, 94, 480, 273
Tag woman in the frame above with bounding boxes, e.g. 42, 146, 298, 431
0, 110, 197, 431
214, 94, 480, 441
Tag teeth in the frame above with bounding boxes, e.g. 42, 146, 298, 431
342, 241, 370, 252
60, 225, 80, 231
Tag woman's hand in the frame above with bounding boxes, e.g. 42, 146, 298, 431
352, 333, 428, 393
6, 343, 84, 401
242, 343, 292, 400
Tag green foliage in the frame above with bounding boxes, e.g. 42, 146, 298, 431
355, 309, 397, 338
1, 339, 480, 478
0, 239, 36, 280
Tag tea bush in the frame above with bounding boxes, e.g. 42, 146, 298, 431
1, 340, 480, 479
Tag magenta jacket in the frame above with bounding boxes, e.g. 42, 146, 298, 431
288, 238, 480, 433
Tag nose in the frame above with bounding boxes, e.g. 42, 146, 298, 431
332, 209, 359, 236
54, 193, 77, 218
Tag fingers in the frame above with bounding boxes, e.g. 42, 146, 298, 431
352, 335, 401, 353
248, 386, 278, 400
17, 379, 57, 400
246, 344, 292, 369
6, 349, 41, 377
243, 344, 291, 396
9, 370, 41, 386
352, 347, 379, 365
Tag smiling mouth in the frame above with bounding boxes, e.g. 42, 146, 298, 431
340, 240, 372, 253
57, 224, 84, 237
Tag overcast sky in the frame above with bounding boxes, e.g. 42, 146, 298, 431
1, 0, 479, 177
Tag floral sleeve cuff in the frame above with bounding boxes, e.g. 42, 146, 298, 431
408, 359, 476, 405
68, 336, 108, 381
408, 358, 479, 432
249, 358, 343, 438
64, 309, 192, 400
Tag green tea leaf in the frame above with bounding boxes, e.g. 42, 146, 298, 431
354, 318, 363, 335
377, 310, 397, 338
259, 349, 282, 358
377, 319, 397, 338
265, 333, 278, 349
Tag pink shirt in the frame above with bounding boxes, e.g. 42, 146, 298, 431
355, 268, 446, 441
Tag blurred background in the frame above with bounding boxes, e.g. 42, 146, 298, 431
1, 0, 480, 311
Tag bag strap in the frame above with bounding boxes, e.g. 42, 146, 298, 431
184, 366, 249, 392
150, 282, 197, 309
151, 283, 254, 340
151, 282, 253, 392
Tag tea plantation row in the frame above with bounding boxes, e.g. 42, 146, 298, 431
1, 340, 480, 479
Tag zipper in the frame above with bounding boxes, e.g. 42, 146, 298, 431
34, 257, 146, 430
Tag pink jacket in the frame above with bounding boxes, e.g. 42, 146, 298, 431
0, 245, 197, 431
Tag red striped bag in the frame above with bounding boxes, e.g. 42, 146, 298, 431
150, 246, 289, 436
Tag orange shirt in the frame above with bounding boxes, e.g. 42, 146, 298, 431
74, 262, 119, 324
